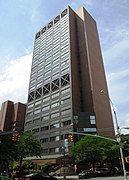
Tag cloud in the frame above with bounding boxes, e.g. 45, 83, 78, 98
0, 53, 32, 105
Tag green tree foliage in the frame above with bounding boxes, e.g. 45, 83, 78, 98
0, 133, 17, 172
121, 136, 129, 157
69, 136, 119, 169
16, 131, 42, 172
0, 131, 42, 173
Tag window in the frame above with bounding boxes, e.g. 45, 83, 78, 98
42, 105, 50, 111
53, 50, 60, 58
32, 128, 39, 133
43, 96, 50, 102
50, 136, 59, 142
27, 103, 34, 109
26, 111, 33, 118
53, 44, 60, 51
41, 126, 49, 131
52, 56, 60, 64
30, 79, 36, 84
44, 70, 51, 76
42, 149, 48, 154
33, 118, 40, 124
37, 74, 43, 80
52, 92, 59, 99
61, 66, 69, 74
51, 101, 59, 108
45, 50, 52, 56
61, 120, 71, 127
37, 82, 42, 88
61, 97, 70, 105
53, 65, 60, 71
35, 100, 42, 106
61, 109, 71, 115
83, 128, 97, 132
61, 87, 70, 94
30, 86, 35, 91
38, 68, 43, 74
61, 59, 69, 66
90, 115, 96, 124
51, 112, 60, 118
50, 123, 60, 129
45, 63, 51, 69
41, 115, 49, 121
52, 73, 59, 79
44, 77, 51, 84
34, 108, 41, 114
40, 138, 48, 143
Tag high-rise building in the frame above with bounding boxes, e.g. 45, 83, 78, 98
24, 6, 115, 155
0, 100, 26, 133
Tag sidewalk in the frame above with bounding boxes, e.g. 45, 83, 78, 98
56, 175, 78, 179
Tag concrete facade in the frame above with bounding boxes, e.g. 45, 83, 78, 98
24, 6, 115, 156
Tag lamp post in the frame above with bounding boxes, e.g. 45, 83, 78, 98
100, 90, 128, 180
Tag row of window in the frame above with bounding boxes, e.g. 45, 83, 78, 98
28, 73, 70, 102
26, 120, 71, 131
32, 52, 69, 73
30, 65, 69, 86
33, 37, 69, 60
27, 87, 70, 110
30, 120, 71, 133
35, 9, 67, 39
31, 55, 69, 77
26, 106, 71, 119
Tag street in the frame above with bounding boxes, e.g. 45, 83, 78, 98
89, 176, 128, 180
59, 175, 129, 180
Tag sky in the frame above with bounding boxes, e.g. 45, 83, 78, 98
0, 0, 129, 133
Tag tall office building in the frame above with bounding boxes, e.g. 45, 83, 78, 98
0, 100, 26, 132
24, 6, 115, 155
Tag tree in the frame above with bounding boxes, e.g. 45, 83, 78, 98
69, 136, 119, 170
0, 133, 17, 172
16, 131, 42, 174
121, 136, 129, 157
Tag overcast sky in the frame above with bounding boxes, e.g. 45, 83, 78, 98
0, 0, 129, 133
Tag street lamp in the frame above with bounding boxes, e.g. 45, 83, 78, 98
100, 89, 128, 180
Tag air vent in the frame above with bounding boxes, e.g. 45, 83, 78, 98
61, 9, 67, 18
41, 26, 46, 34
47, 21, 53, 29
54, 15, 60, 24
35, 32, 40, 39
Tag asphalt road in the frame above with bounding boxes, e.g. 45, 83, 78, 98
87, 176, 128, 180
57, 175, 129, 180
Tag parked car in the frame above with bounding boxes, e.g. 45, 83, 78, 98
19, 172, 58, 180
95, 168, 110, 176
109, 167, 119, 176
78, 170, 97, 179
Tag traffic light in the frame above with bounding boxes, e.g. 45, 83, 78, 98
12, 134, 17, 142
12, 133, 20, 142
68, 134, 73, 142
125, 156, 129, 163
17, 134, 20, 141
